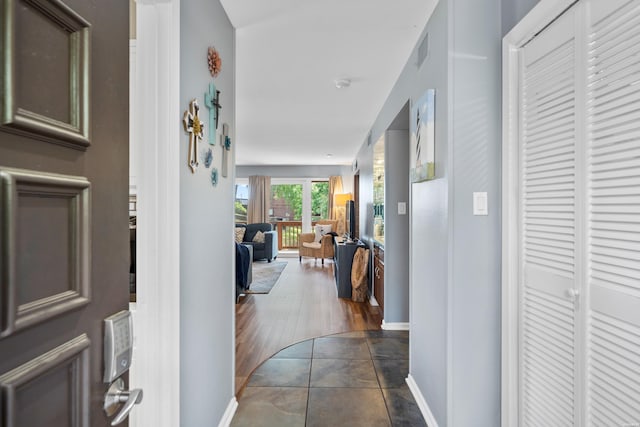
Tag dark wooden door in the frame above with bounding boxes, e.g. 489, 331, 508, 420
0, 0, 130, 426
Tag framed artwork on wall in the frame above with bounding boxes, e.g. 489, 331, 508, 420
410, 89, 436, 183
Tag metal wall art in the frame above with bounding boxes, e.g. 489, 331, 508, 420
182, 99, 204, 173
221, 123, 231, 178
204, 82, 221, 143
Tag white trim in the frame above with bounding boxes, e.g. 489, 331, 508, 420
406, 374, 439, 427
501, 35, 521, 427
381, 320, 409, 331
501, 1, 577, 426
217, 397, 238, 427
129, 1, 181, 427
369, 295, 379, 307
502, 0, 577, 46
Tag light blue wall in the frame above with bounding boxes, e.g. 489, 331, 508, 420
352, 0, 542, 425
355, 142, 374, 241
383, 130, 410, 323
502, 0, 540, 35
179, 1, 236, 425
448, 0, 501, 425
355, 1, 450, 423
354, 0, 543, 425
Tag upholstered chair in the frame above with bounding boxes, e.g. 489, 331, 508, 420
235, 223, 279, 262
298, 219, 338, 265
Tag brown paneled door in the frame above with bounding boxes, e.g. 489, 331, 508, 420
0, 0, 130, 426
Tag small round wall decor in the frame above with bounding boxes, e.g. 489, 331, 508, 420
207, 46, 222, 78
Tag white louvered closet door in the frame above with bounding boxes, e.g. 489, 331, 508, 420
515, 0, 640, 426
586, 0, 640, 425
520, 7, 580, 427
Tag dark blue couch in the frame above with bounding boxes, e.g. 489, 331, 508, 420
236, 223, 278, 262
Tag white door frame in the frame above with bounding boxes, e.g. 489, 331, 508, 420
501, 1, 577, 426
129, 1, 181, 426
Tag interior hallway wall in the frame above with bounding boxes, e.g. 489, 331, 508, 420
383, 130, 410, 323
180, 0, 236, 424
502, 0, 540, 35
355, 0, 449, 422
354, 0, 537, 425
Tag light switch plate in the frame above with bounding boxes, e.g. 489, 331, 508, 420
473, 192, 488, 216
398, 202, 406, 215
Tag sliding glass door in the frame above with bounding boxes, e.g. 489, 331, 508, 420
235, 178, 330, 249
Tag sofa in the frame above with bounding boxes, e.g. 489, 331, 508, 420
235, 223, 279, 262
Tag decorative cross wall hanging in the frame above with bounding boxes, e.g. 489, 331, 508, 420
182, 99, 204, 173
221, 123, 231, 178
204, 82, 221, 144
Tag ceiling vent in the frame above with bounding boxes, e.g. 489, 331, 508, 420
417, 32, 429, 68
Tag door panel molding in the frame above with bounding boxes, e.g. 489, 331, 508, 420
0, 0, 90, 149
0, 167, 90, 338
0, 334, 90, 427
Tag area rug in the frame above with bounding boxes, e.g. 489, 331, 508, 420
246, 261, 287, 294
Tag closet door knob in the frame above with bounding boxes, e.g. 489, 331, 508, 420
566, 288, 580, 303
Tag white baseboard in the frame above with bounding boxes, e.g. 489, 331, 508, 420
217, 397, 238, 427
381, 320, 409, 330
406, 374, 439, 427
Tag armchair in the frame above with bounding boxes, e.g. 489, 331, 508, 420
298, 220, 338, 265
236, 223, 279, 262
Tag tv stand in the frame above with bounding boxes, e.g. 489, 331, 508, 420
333, 239, 366, 298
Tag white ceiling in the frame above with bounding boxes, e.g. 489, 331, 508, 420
220, 0, 438, 166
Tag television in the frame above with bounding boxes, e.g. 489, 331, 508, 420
345, 200, 356, 240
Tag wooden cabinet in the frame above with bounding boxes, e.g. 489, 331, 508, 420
373, 244, 384, 316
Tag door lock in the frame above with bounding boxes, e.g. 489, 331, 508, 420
104, 378, 143, 426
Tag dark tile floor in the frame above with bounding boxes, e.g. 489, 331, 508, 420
231, 330, 427, 427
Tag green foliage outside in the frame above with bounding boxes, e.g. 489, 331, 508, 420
235, 200, 247, 222
235, 201, 247, 215
271, 181, 329, 221
272, 184, 303, 220
311, 182, 329, 220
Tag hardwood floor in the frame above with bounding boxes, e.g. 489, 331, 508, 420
235, 257, 382, 394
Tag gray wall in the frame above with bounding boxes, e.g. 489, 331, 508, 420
448, 0, 501, 424
236, 164, 351, 179
383, 130, 410, 323
353, 0, 537, 425
355, 0, 450, 423
502, 0, 540, 35
180, 1, 236, 425
355, 137, 375, 242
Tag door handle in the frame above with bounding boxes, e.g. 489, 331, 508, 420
566, 288, 580, 303
104, 378, 143, 426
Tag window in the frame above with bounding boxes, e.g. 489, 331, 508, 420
235, 184, 249, 223
311, 181, 329, 221
270, 184, 302, 221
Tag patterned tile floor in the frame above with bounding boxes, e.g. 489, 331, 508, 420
231, 330, 427, 427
